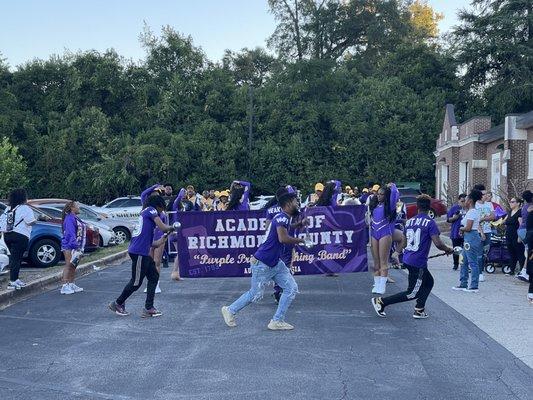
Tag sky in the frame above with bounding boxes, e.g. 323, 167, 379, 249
0, 0, 468, 68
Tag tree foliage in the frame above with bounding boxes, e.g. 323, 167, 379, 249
0, 1, 529, 202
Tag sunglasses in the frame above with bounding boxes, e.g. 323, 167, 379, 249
510, 200, 517, 203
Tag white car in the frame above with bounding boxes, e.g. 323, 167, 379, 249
91, 196, 142, 220
249, 195, 274, 210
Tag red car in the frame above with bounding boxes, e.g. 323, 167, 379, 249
400, 195, 447, 219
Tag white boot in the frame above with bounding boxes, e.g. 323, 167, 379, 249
376, 277, 387, 295
372, 276, 380, 293
155, 281, 161, 294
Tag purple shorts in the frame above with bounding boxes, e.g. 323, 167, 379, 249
371, 223, 394, 241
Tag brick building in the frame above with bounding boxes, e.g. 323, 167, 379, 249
434, 105, 533, 205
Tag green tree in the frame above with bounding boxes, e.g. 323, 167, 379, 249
452, 0, 533, 122
0, 137, 28, 197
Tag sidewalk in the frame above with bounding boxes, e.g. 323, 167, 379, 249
427, 236, 533, 368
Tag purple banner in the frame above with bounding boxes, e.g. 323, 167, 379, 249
175, 205, 368, 278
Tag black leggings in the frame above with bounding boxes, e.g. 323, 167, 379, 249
452, 238, 464, 267
116, 253, 159, 309
382, 265, 434, 309
506, 237, 525, 274
4, 231, 29, 282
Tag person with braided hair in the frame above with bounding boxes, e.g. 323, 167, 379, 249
60, 201, 87, 295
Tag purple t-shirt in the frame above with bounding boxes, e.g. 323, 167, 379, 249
129, 206, 158, 256
266, 204, 282, 221
254, 211, 290, 267
520, 203, 529, 229
402, 213, 440, 268
447, 204, 464, 240
61, 213, 87, 251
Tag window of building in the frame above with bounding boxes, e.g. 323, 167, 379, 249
459, 161, 469, 193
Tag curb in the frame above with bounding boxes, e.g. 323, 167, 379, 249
0, 250, 129, 311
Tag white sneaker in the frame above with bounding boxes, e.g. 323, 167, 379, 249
60, 283, 75, 295
15, 279, 27, 287
527, 294, 533, 305
155, 282, 161, 294
267, 319, 294, 330
7, 281, 21, 291
221, 306, 236, 327
69, 283, 84, 293
479, 273, 485, 282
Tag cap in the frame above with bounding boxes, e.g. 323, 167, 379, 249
363, 188, 369, 193
345, 186, 351, 190
214, 191, 220, 197
372, 184, 380, 192
219, 190, 230, 197
315, 183, 324, 191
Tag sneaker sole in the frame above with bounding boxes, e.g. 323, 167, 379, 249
268, 326, 294, 330
371, 299, 386, 318
142, 313, 162, 318
108, 303, 129, 316
413, 314, 429, 319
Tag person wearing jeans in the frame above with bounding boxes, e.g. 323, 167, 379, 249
475, 188, 495, 282
447, 194, 466, 270
221, 191, 305, 330
453, 189, 483, 292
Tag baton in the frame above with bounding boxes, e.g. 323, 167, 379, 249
428, 246, 462, 259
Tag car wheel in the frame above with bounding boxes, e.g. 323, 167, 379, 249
29, 239, 61, 268
428, 209, 436, 219
99, 235, 105, 247
113, 227, 130, 245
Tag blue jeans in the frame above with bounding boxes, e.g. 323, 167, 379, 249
460, 231, 483, 289
478, 232, 491, 273
229, 259, 298, 321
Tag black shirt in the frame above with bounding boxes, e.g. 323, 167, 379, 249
505, 210, 521, 241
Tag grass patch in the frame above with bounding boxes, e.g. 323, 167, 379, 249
81, 243, 128, 264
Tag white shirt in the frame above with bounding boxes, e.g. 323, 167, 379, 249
0, 204, 36, 238
461, 208, 480, 232
475, 201, 494, 234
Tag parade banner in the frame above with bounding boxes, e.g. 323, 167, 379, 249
173, 205, 368, 278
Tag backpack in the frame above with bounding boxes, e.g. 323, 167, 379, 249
5, 206, 22, 233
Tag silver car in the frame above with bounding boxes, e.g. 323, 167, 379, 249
40, 203, 136, 245
91, 196, 142, 220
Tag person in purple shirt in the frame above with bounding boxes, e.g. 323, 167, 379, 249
226, 180, 251, 211
60, 201, 87, 295
314, 180, 341, 207
369, 183, 400, 295
141, 183, 165, 208
372, 195, 453, 318
221, 191, 306, 331
447, 194, 466, 270
109, 195, 175, 318
170, 188, 186, 282
263, 186, 303, 303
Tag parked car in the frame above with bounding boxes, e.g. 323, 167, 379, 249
36, 206, 117, 247
0, 202, 99, 268
249, 195, 274, 210
91, 196, 142, 220
400, 195, 447, 219
29, 199, 136, 244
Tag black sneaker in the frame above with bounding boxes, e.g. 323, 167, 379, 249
371, 297, 386, 317
452, 285, 467, 291
142, 307, 163, 318
452, 265, 458, 271
413, 309, 429, 319
109, 301, 129, 316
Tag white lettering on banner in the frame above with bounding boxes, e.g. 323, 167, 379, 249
215, 218, 267, 232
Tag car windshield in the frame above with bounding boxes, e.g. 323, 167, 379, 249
103, 199, 128, 208
39, 207, 62, 218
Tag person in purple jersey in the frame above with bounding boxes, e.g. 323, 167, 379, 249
263, 186, 303, 303
227, 180, 251, 211
141, 183, 165, 208
369, 183, 400, 295
60, 201, 87, 295
170, 188, 186, 282
221, 191, 306, 331
447, 194, 466, 270
372, 195, 453, 319
109, 196, 175, 318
